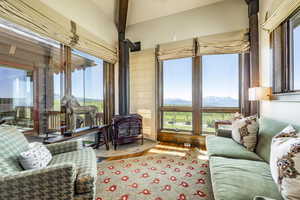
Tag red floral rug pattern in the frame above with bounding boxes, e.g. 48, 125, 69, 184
95, 150, 213, 200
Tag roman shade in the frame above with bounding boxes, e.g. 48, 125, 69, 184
157, 39, 196, 60
262, 0, 300, 32
197, 29, 250, 55
0, 0, 117, 63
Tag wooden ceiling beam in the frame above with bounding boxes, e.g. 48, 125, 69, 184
115, 0, 129, 33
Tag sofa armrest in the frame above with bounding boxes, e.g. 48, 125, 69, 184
46, 140, 83, 155
216, 129, 232, 138
0, 163, 77, 200
253, 196, 278, 200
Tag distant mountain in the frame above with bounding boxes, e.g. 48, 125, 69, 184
165, 96, 238, 107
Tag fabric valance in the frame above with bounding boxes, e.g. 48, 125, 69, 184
197, 29, 250, 55
0, 0, 117, 63
157, 39, 196, 60
262, 0, 300, 32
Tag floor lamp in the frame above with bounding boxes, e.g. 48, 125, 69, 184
248, 87, 271, 117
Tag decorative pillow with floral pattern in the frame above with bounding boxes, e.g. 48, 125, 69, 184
270, 125, 300, 200
231, 116, 259, 151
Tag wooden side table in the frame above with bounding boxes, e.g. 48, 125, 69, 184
44, 125, 110, 150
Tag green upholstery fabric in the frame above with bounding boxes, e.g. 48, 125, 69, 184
210, 156, 282, 200
216, 129, 232, 138
46, 140, 83, 155
0, 126, 97, 200
0, 163, 77, 200
50, 148, 97, 194
206, 135, 263, 161
256, 117, 300, 163
0, 126, 29, 175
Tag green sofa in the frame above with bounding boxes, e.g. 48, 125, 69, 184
0, 126, 97, 200
206, 117, 300, 200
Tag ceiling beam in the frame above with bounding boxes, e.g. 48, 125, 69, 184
115, 0, 129, 33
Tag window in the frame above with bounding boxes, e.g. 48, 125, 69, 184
0, 67, 33, 131
160, 58, 193, 133
163, 58, 192, 106
202, 54, 239, 107
71, 50, 104, 128
201, 54, 240, 134
272, 9, 300, 96
159, 55, 240, 135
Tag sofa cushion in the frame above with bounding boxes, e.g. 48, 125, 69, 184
232, 116, 259, 151
19, 142, 52, 170
50, 148, 97, 194
256, 118, 300, 163
206, 135, 263, 161
0, 126, 29, 175
210, 156, 283, 200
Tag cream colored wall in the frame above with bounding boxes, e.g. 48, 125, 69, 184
130, 49, 157, 140
126, 0, 248, 49
40, 0, 117, 46
260, 0, 300, 125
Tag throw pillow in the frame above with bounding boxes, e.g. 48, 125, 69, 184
231, 116, 259, 151
270, 125, 300, 200
19, 142, 52, 170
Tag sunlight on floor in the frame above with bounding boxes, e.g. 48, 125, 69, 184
148, 148, 186, 157
155, 144, 190, 151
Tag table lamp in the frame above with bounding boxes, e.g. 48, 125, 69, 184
248, 87, 271, 116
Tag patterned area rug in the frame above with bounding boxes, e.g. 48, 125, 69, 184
95, 149, 213, 200
95, 139, 157, 158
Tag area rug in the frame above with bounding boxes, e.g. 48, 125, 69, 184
95, 139, 157, 158
95, 150, 213, 200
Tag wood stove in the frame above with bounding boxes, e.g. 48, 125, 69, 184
111, 114, 143, 150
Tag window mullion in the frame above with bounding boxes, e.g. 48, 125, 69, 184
192, 56, 201, 135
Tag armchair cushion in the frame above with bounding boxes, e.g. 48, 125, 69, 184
50, 147, 97, 194
206, 135, 263, 161
46, 140, 83, 155
0, 163, 77, 200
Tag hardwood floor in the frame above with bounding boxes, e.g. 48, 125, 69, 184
105, 141, 206, 161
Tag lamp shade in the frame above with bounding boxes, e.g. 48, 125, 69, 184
248, 87, 271, 101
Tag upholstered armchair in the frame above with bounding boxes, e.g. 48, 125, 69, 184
61, 95, 98, 131
0, 126, 97, 200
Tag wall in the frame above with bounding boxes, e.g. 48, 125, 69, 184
40, 0, 117, 46
130, 49, 157, 140
259, 0, 300, 125
126, 0, 248, 49
128, 0, 249, 141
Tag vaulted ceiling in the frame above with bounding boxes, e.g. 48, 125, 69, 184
91, 0, 226, 26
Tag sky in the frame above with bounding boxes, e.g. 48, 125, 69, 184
294, 25, 300, 90
163, 54, 239, 101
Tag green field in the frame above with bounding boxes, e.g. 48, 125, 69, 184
163, 112, 233, 133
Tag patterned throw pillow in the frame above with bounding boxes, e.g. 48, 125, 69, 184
231, 116, 259, 151
19, 142, 52, 170
270, 125, 300, 200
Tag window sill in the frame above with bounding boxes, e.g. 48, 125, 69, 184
271, 92, 300, 102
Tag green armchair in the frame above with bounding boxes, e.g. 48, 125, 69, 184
0, 126, 97, 200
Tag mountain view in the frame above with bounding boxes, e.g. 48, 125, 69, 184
164, 96, 238, 107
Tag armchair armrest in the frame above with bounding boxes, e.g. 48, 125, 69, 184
0, 163, 77, 200
46, 140, 83, 155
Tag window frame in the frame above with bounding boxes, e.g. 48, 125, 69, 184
157, 54, 241, 135
272, 8, 300, 100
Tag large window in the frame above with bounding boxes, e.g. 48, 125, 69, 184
159, 54, 240, 135
71, 50, 104, 112
202, 54, 240, 134
161, 58, 193, 133
272, 9, 300, 96
0, 67, 33, 131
